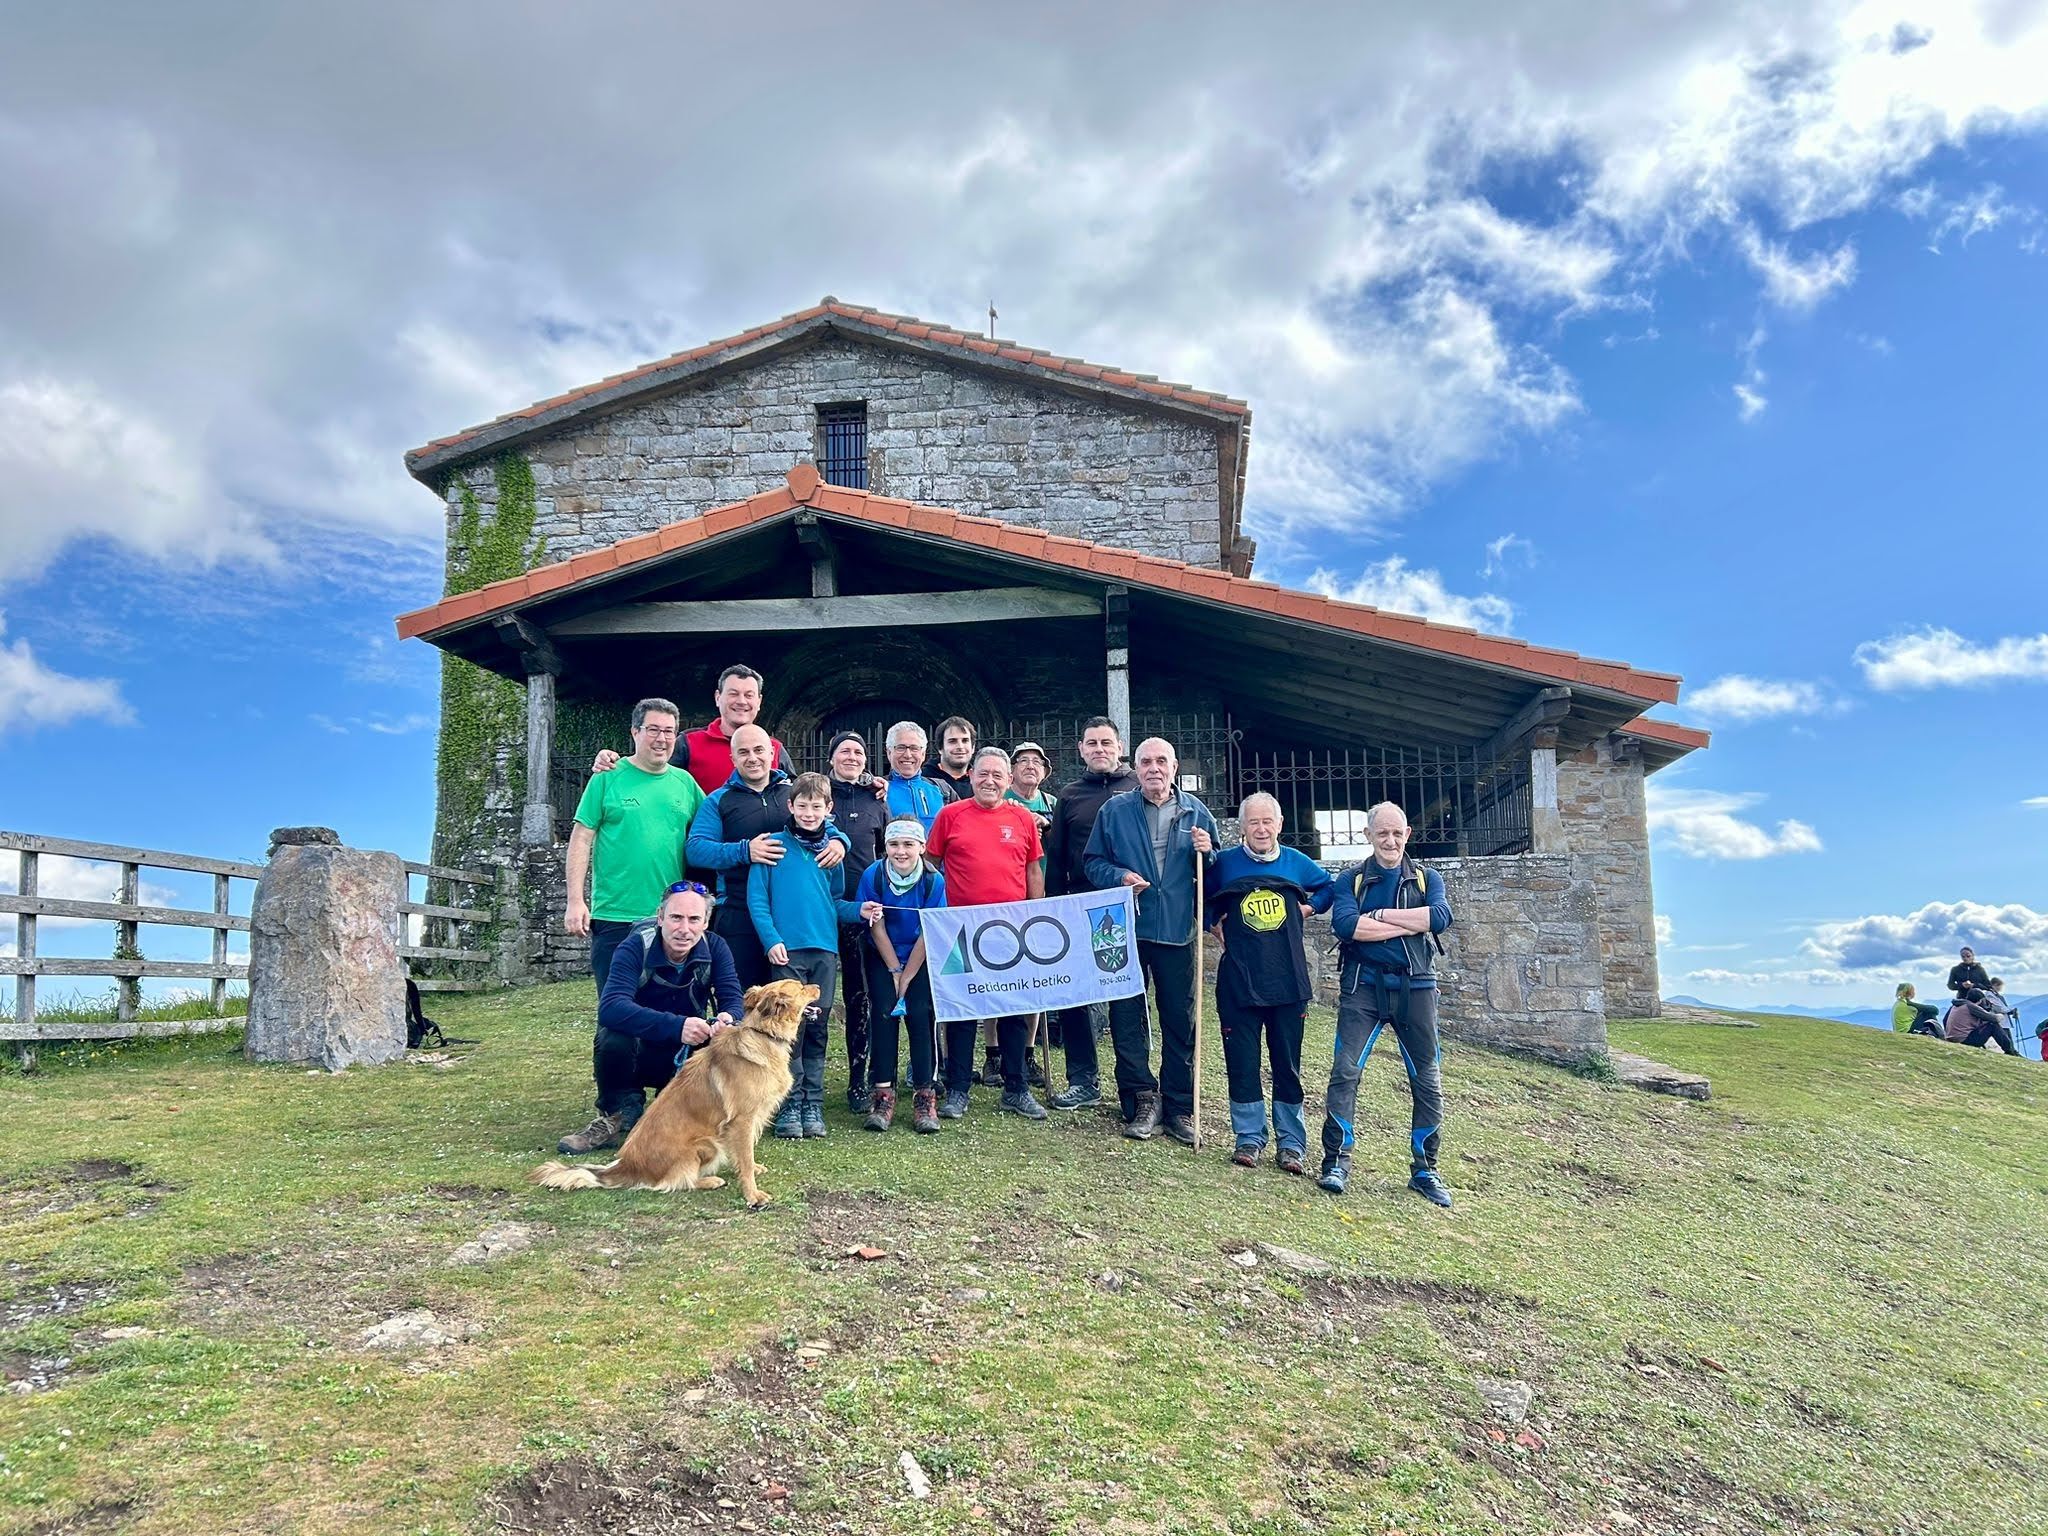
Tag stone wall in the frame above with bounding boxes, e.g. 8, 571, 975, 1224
1557, 736, 1660, 1019
440, 336, 1226, 569
1304, 854, 1607, 1065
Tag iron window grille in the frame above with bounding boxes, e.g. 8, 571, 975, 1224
817, 402, 868, 489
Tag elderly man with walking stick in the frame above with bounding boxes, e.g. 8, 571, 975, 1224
1082, 737, 1217, 1144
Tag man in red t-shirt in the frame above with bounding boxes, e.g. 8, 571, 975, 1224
593, 664, 791, 794
924, 747, 1047, 1123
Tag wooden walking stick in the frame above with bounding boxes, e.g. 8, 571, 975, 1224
1192, 842, 1205, 1150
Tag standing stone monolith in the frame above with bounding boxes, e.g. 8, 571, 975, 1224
245, 828, 407, 1071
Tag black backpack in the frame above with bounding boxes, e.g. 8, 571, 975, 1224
405, 979, 475, 1049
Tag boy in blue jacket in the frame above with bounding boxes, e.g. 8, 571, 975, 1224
1203, 793, 1335, 1174
749, 773, 864, 1139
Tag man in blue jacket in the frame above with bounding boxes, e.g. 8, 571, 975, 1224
1083, 736, 1217, 1144
1318, 801, 1456, 1207
686, 724, 848, 989
556, 883, 744, 1154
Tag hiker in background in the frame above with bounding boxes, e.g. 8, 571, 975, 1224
589, 663, 793, 793
1204, 792, 1335, 1175
1043, 717, 1138, 1111
1946, 946, 1990, 997
558, 883, 741, 1155
1318, 801, 1456, 1207
1892, 982, 1942, 1037
1944, 985, 2022, 1056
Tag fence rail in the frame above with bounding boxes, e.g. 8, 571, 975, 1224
5, 834, 503, 1056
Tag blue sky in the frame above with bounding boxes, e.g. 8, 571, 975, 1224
2, 4, 2045, 1017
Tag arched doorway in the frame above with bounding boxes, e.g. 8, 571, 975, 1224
770, 633, 1001, 767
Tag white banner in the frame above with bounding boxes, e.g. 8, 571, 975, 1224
919, 886, 1143, 1023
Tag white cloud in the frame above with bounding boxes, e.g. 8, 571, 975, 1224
1853, 627, 2048, 690
1306, 557, 1514, 632
1654, 913, 1674, 946
1685, 673, 1833, 722
2024, 796, 2048, 810
1737, 226, 1858, 310
1803, 900, 2048, 971
1733, 383, 1768, 421
0, 3, 2043, 588
1923, 183, 2023, 252
1481, 532, 1534, 579
308, 710, 435, 736
1646, 785, 1823, 860
0, 610, 135, 734
1684, 966, 1858, 989
1733, 322, 1769, 422
0, 855, 176, 927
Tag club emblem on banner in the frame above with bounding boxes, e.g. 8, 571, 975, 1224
1088, 904, 1129, 974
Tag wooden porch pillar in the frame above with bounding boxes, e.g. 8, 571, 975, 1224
494, 615, 563, 848
1104, 585, 1131, 746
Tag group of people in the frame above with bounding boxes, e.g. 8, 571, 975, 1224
553, 663, 1458, 1207
1892, 946, 2028, 1056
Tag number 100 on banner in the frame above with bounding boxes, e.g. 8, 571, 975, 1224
918, 887, 1144, 1023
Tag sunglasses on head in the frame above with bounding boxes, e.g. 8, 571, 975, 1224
666, 881, 711, 897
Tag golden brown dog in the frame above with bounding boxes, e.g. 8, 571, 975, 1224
530, 979, 814, 1207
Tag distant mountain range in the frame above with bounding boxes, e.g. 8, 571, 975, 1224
1665, 993, 2048, 1032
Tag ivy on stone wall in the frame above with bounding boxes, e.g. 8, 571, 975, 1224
433, 455, 546, 862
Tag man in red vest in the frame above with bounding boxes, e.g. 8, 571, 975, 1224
592, 663, 791, 793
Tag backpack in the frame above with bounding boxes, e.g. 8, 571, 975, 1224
405, 979, 476, 1049
1349, 859, 1448, 958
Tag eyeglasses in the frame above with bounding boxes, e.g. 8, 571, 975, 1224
637, 725, 679, 738
666, 881, 711, 897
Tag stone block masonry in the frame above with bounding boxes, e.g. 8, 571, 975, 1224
1557, 735, 1659, 1018
440, 336, 1227, 569
1303, 854, 1607, 1065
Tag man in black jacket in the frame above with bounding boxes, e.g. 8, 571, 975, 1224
1042, 716, 1139, 1110
828, 732, 891, 1110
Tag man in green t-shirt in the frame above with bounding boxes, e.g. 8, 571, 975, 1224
567, 698, 705, 991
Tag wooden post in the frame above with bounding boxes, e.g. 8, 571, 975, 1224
1104, 585, 1131, 747
15, 850, 35, 1067
1191, 843, 1205, 1151
117, 861, 140, 1023
212, 873, 231, 1015
522, 670, 556, 847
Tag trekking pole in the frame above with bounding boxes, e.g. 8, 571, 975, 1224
1192, 843, 1205, 1151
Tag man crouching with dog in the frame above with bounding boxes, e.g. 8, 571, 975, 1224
557, 883, 743, 1153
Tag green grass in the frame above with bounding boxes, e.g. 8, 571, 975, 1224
20, 987, 247, 1026
3, 990, 2044, 1535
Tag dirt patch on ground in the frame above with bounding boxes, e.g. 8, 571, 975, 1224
0, 1159, 172, 1227
2, 1275, 123, 1331
16, 1499, 140, 1535
1458, 1429, 1796, 1536
1546, 1158, 1641, 1200
175, 1240, 452, 1345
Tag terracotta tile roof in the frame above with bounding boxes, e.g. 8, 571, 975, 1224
405, 298, 1248, 476
1617, 716, 1711, 751
396, 467, 1685, 710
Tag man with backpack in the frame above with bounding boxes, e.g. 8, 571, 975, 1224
1318, 801, 1456, 1207
556, 883, 743, 1154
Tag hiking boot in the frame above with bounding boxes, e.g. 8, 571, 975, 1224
1230, 1142, 1261, 1168
980, 1048, 1002, 1086
999, 1089, 1048, 1121
864, 1086, 897, 1132
846, 1083, 869, 1115
1408, 1170, 1453, 1208
1161, 1112, 1199, 1147
802, 1102, 828, 1139
1317, 1154, 1351, 1195
556, 1111, 625, 1156
1276, 1147, 1307, 1177
1124, 1089, 1161, 1140
939, 1088, 970, 1120
1048, 1077, 1102, 1110
911, 1088, 941, 1134
1026, 1056, 1047, 1089
771, 1104, 805, 1140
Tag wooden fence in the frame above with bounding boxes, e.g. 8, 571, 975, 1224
2, 831, 501, 1061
